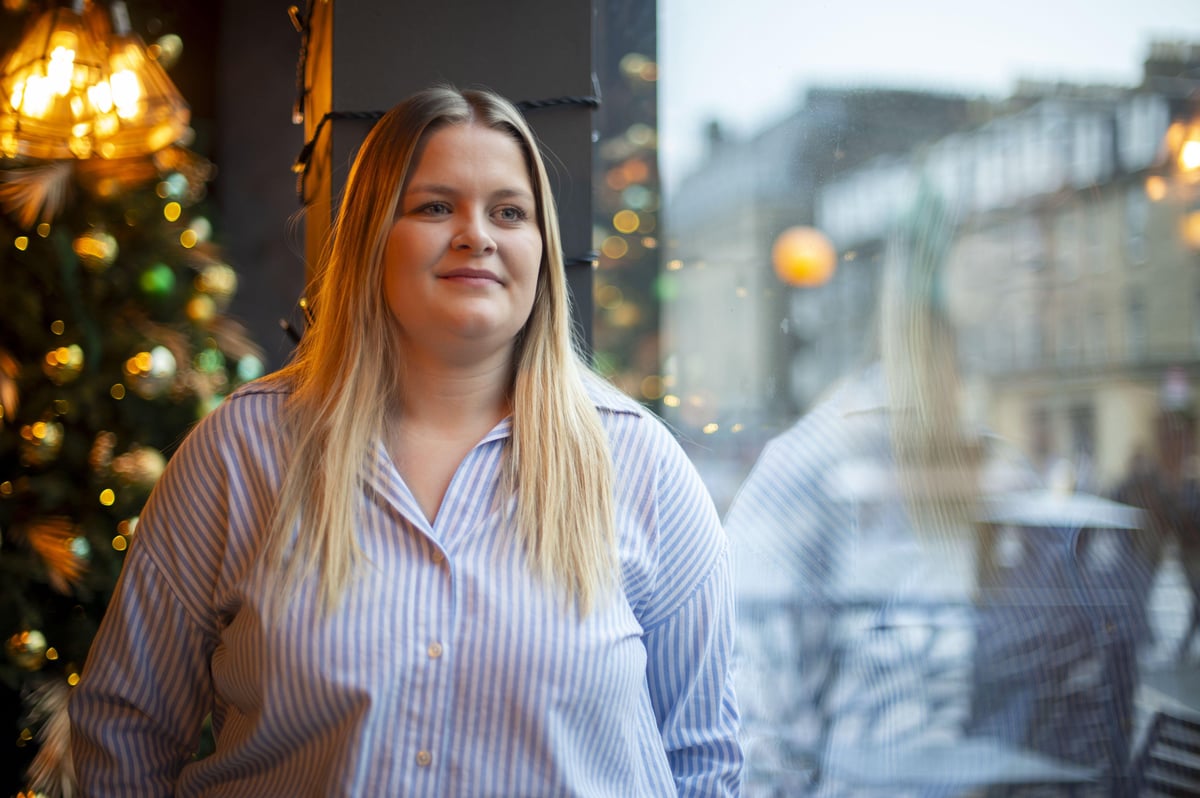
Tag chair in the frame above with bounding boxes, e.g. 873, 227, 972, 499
1132, 710, 1200, 796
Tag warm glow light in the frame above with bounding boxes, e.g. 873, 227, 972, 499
110, 70, 140, 118
702, 423, 719, 434
1182, 210, 1200, 251
0, 1, 189, 159
601, 236, 629, 260
596, 283, 623, 309
612, 209, 639, 234
87, 80, 113, 113
20, 76, 51, 118
1181, 140, 1200, 173
46, 45, 76, 95
1145, 175, 1168, 201
99, 488, 115, 506
663, 394, 681, 408
772, 226, 837, 287
641, 375, 664, 400
163, 202, 181, 221
13, 236, 28, 251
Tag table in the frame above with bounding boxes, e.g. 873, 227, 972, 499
822, 736, 1099, 794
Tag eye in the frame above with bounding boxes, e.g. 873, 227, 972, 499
415, 201, 451, 216
495, 206, 529, 223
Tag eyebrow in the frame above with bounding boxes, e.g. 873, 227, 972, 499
405, 183, 535, 202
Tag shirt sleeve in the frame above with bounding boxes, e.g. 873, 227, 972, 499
68, 546, 215, 796
644, 546, 743, 796
641, 431, 744, 796
69, 407, 232, 796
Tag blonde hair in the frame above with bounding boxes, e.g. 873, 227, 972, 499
266, 86, 616, 615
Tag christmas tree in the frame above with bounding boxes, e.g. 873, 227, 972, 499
0, 4, 262, 794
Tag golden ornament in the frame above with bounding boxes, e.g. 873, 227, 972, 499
19, 420, 63, 466
111, 445, 166, 490
6, 629, 48, 671
73, 228, 119, 273
123, 345, 177, 399
195, 262, 237, 308
41, 344, 83, 386
152, 34, 184, 69
186, 293, 217, 323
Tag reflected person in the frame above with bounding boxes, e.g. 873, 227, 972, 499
727, 185, 1141, 797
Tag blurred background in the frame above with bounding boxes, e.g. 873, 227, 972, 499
643, 2, 1200, 796
4, 0, 1200, 795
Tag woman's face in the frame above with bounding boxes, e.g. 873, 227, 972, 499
382, 122, 543, 366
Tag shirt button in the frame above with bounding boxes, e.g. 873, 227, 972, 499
428, 641, 444, 659
431, 549, 445, 563
416, 750, 432, 767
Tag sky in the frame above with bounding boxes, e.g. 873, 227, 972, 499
657, 0, 1200, 191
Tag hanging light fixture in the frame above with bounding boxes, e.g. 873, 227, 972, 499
91, 0, 190, 159
0, 0, 109, 158
0, 0, 190, 161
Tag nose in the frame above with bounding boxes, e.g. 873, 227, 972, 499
452, 212, 496, 254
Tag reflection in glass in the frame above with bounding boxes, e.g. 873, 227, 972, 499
650, 5, 1200, 795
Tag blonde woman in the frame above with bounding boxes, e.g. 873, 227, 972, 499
70, 86, 743, 796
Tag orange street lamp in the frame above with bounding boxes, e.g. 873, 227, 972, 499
772, 225, 837, 287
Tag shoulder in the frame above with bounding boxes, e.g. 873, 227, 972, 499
583, 370, 647, 418
583, 375, 729, 622
583, 369, 681, 451
187, 374, 292, 443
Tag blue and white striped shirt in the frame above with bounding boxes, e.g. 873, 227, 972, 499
69, 377, 743, 797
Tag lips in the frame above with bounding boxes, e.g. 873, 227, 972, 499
438, 268, 502, 284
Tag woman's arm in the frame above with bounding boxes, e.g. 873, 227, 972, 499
69, 545, 216, 796
644, 546, 743, 796
640, 428, 744, 796
69, 396, 241, 795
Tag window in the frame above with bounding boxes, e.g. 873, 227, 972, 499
600, 3, 1200, 794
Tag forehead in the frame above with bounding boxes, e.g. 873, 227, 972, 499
406, 123, 533, 187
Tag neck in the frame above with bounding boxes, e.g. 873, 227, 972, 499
393, 348, 514, 432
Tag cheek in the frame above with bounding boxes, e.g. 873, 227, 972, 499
381, 247, 409, 320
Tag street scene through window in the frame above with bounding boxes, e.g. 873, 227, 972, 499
596, 1, 1200, 794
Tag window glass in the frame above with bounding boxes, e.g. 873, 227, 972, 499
599, 1, 1200, 794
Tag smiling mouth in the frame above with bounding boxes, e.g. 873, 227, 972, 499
439, 269, 501, 283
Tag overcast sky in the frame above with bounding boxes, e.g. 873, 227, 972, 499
658, 0, 1200, 191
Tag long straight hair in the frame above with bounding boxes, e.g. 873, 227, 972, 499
265, 87, 616, 616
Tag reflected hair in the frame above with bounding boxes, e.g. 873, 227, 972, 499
880, 185, 982, 549
266, 86, 616, 616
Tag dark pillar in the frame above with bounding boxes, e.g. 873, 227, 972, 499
300, 1, 596, 351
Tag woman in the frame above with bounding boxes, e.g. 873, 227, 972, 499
70, 86, 743, 796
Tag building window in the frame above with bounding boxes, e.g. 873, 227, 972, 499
1128, 289, 1146, 360
1125, 186, 1148, 265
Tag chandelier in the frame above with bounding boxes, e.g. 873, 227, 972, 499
0, 0, 190, 160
